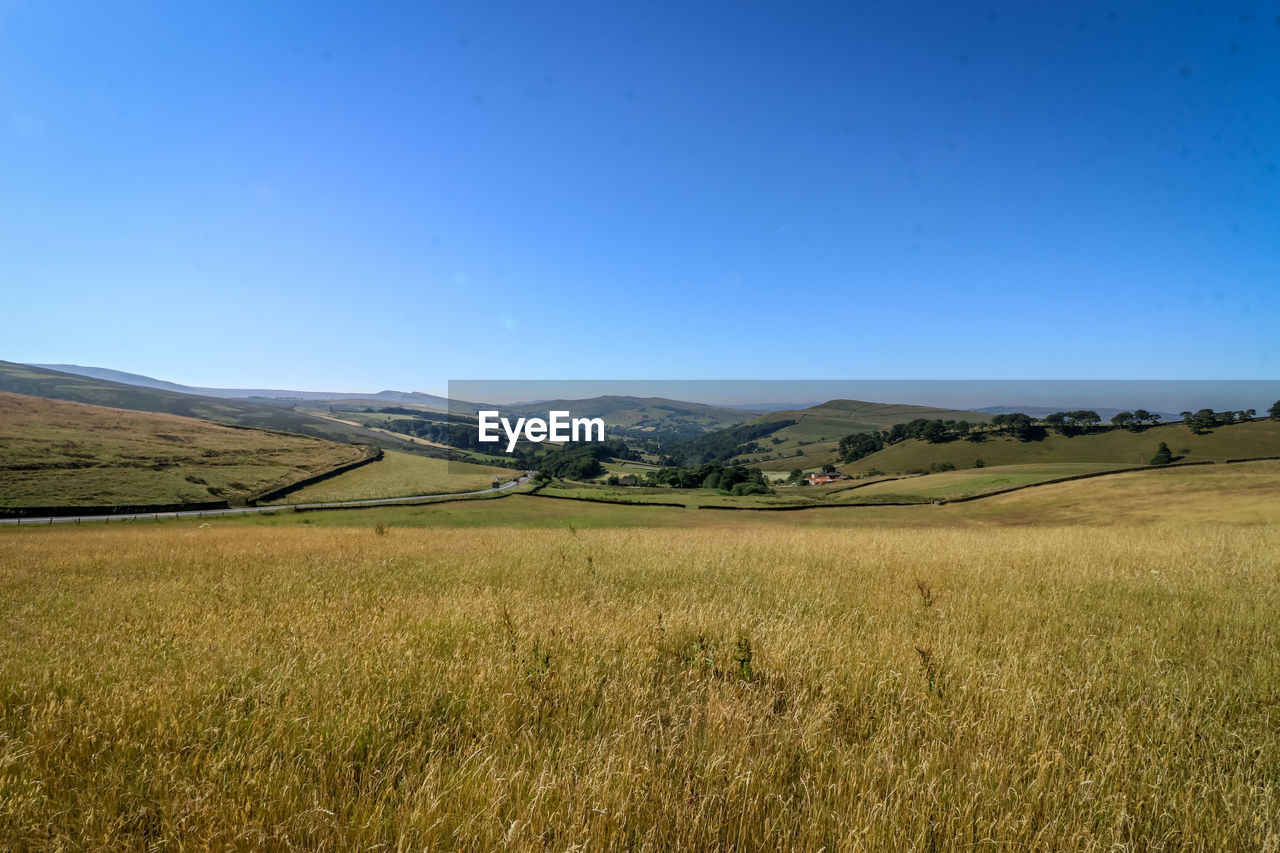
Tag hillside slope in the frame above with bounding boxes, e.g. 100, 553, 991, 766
732, 399, 993, 469
0, 391, 369, 507
503, 395, 756, 433
0, 361, 419, 450
840, 419, 1280, 476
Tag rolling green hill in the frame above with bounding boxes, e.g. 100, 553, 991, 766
0, 361, 426, 451
728, 399, 994, 470
502, 395, 756, 433
0, 391, 369, 508
840, 418, 1280, 477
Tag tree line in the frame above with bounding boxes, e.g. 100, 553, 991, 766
838, 403, 1280, 464
640, 463, 772, 496
662, 419, 797, 467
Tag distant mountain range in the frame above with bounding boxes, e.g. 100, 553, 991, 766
7, 362, 1217, 469
34, 364, 454, 411
2, 362, 761, 448
0, 361, 434, 453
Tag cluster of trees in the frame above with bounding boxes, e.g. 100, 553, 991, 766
531, 441, 637, 480
837, 415, 1031, 464
1043, 410, 1102, 434
662, 419, 796, 467
643, 464, 772, 495
837, 432, 885, 462
988, 413, 1038, 440
383, 418, 490, 453
1105, 410, 1161, 431
1179, 408, 1257, 434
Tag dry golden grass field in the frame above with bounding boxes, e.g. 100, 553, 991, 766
0, 391, 368, 507
271, 449, 514, 504
2, 465, 1279, 849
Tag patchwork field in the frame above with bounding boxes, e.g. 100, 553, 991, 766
236, 460, 1280, 529
0, 392, 369, 508
269, 449, 515, 503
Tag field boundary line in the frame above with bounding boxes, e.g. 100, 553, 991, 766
248, 444, 384, 505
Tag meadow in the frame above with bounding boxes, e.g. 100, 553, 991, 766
269, 449, 513, 504
2, 464, 1279, 849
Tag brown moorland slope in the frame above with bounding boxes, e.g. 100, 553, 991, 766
0, 391, 368, 508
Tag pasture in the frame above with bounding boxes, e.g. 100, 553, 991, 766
270, 449, 513, 503
0, 391, 367, 508
2, 463, 1278, 849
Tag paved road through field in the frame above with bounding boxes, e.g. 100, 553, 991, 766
1, 473, 535, 525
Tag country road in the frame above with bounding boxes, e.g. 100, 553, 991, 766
1, 473, 535, 526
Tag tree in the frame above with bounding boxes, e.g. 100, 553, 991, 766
1111, 411, 1135, 430
1270, 400, 1280, 420
788, 468, 804, 483
1150, 442, 1173, 465
1070, 410, 1102, 430
1133, 409, 1156, 427
1188, 408, 1218, 434
838, 432, 883, 463
920, 421, 948, 443
993, 412, 1036, 440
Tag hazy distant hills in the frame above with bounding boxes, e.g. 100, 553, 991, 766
5, 362, 1211, 470
0, 361, 431, 453
35, 364, 453, 410
502, 396, 757, 431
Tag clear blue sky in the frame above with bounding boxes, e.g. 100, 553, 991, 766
2, 1, 1276, 393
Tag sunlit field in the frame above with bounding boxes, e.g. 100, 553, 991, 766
269, 449, 512, 504
2, 518, 1278, 849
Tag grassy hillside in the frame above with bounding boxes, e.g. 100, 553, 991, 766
272, 449, 514, 503
841, 418, 1280, 476
503, 395, 756, 433
0, 391, 368, 507
2, 505, 1277, 847
830, 462, 1130, 503
0, 361, 412, 450
731, 399, 993, 470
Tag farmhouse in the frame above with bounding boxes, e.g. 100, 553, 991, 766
806, 473, 847, 485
